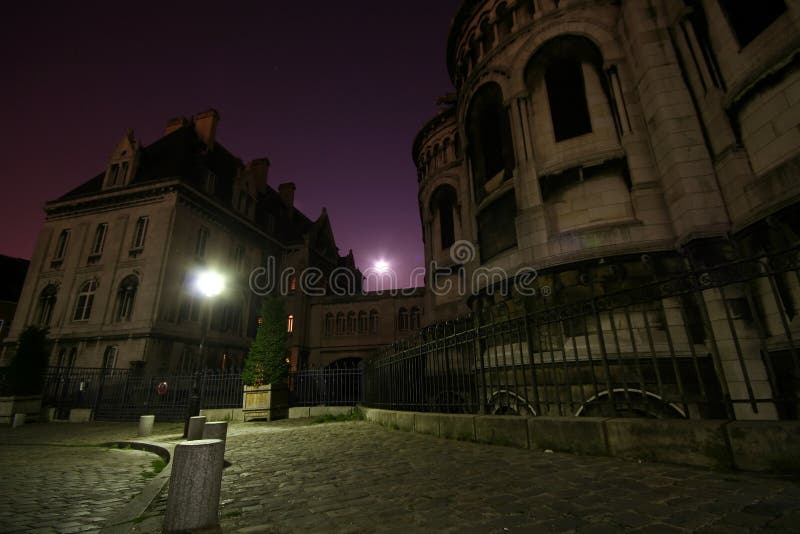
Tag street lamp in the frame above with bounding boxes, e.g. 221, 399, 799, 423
184, 268, 226, 437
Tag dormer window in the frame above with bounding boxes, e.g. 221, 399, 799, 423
104, 130, 139, 189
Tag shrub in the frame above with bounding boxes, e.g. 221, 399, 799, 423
7, 326, 50, 395
242, 296, 290, 386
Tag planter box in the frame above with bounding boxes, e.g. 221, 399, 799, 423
0, 396, 42, 425
242, 383, 288, 422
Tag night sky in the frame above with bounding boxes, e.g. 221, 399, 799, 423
0, 1, 461, 288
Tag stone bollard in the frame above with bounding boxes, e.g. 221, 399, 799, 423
138, 415, 155, 437
187, 415, 207, 441
164, 439, 225, 532
12, 414, 26, 428
202, 421, 228, 445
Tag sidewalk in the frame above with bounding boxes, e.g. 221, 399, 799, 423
2, 419, 800, 533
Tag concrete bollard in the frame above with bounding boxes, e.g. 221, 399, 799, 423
138, 415, 155, 437
164, 439, 225, 532
202, 421, 228, 443
12, 414, 26, 428
187, 416, 207, 441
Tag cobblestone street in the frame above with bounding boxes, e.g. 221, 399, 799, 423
0, 442, 157, 533
2, 420, 800, 533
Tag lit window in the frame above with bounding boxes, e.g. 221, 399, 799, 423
287, 314, 294, 333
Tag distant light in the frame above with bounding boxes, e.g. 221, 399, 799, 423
374, 260, 390, 274
195, 270, 225, 297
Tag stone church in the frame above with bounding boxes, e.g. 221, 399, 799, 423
1, 110, 422, 372
413, 0, 800, 419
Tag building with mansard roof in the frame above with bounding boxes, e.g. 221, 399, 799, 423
1, 110, 423, 373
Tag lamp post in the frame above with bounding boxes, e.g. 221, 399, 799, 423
183, 269, 225, 437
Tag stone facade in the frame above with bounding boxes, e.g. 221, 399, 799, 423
2, 111, 423, 372
414, 0, 800, 419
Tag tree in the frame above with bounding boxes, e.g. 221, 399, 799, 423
242, 296, 290, 386
7, 326, 50, 395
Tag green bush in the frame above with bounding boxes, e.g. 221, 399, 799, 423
7, 326, 50, 395
242, 296, 290, 386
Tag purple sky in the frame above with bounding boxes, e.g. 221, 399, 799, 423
0, 1, 460, 288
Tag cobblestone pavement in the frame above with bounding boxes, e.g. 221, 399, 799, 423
133, 420, 800, 533
0, 423, 182, 534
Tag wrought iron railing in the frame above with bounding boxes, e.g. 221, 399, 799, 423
365, 246, 800, 420
289, 367, 363, 406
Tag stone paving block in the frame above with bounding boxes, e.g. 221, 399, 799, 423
414, 413, 440, 436
528, 416, 610, 456
437, 413, 475, 442
395, 411, 414, 431
605, 418, 731, 469
726, 420, 800, 472
474, 415, 529, 449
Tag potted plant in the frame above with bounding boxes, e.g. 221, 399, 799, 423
0, 326, 50, 425
242, 296, 291, 421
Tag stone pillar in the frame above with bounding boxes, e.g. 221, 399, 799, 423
164, 439, 225, 532
187, 416, 207, 441
202, 421, 228, 443
138, 415, 155, 437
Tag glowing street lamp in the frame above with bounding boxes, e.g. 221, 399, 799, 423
374, 259, 390, 274
195, 270, 225, 298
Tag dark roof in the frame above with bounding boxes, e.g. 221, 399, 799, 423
0, 255, 29, 302
52, 124, 317, 245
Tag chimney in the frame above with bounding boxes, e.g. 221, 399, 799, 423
247, 158, 270, 193
279, 182, 296, 210
194, 109, 220, 149
165, 116, 189, 136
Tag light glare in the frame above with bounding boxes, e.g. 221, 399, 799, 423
195, 270, 225, 297
374, 260, 389, 273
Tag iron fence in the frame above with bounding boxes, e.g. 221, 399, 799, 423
365, 246, 800, 420
289, 367, 363, 406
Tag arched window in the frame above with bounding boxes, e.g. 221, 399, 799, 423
324, 312, 334, 336
432, 185, 458, 251
115, 275, 138, 322
37, 284, 58, 326
358, 311, 368, 333
369, 309, 379, 334
432, 144, 440, 170
411, 307, 422, 330
546, 60, 592, 141
469, 35, 480, 66
454, 132, 462, 159
467, 83, 516, 202
287, 314, 294, 333
480, 18, 495, 54
73, 280, 98, 321
336, 312, 345, 335
719, 0, 785, 47
442, 139, 450, 164
347, 311, 356, 334
398, 307, 410, 331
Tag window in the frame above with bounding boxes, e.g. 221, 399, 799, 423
102, 346, 118, 373
120, 161, 129, 182
411, 307, 421, 330
53, 229, 70, 261
108, 163, 120, 186
196, 227, 209, 258
347, 311, 356, 334
369, 309, 379, 334
546, 60, 592, 141
719, 0, 785, 47
233, 245, 246, 272
432, 185, 458, 251
478, 191, 518, 262
467, 83, 516, 202
116, 275, 138, 322
288, 274, 297, 292
89, 223, 107, 260
358, 311, 368, 333
480, 18, 494, 54
324, 313, 334, 336
287, 314, 294, 333
336, 312, 345, 335
206, 171, 216, 194
132, 217, 148, 250
496, 3, 514, 38
73, 280, 98, 321
399, 308, 410, 331
37, 284, 58, 326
